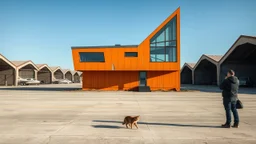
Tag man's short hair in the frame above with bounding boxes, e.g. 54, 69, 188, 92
228, 69, 235, 75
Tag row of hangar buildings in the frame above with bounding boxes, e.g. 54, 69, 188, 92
181, 35, 256, 86
0, 53, 82, 86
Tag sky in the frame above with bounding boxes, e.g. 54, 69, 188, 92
1, 0, 256, 70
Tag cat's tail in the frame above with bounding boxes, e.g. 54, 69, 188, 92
122, 120, 125, 125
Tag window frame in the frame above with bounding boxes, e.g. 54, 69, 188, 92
124, 52, 138, 57
79, 52, 105, 62
149, 15, 178, 63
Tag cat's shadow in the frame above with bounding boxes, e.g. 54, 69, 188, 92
92, 125, 124, 129
92, 120, 221, 129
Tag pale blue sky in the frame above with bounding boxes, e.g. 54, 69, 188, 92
1, 0, 256, 69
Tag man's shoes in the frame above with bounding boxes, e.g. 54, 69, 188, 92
232, 123, 239, 128
221, 123, 231, 128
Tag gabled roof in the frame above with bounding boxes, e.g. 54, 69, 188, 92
181, 63, 195, 72
193, 54, 222, 70
36, 64, 52, 71
77, 71, 82, 76
49, 66, 61, 73
71, 70, 78, 75
36, 64, 45, 68
11, 60, 39, 70
186, 63, 196, 69
11, 61, 29, 67
0, 54, 16, 69
219, 35, 256, 64
205, 55, 223, 62
61, 69, 71, 74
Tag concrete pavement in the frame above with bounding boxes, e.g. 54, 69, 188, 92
0, 86, 255, 144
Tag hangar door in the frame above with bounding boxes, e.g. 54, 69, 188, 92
19, 69, 35, 79
54, 69, 63, 79
74, 73, 80, 83
65, 72, 72, 81
38, 67, 52, 84
0, 59, 15, 86
181, 66, 192, 84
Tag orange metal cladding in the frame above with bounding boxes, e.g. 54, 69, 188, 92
72, 7, 180, 91
82, 71, 139, 90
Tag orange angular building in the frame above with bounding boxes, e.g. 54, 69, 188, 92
71, 8, 180, 91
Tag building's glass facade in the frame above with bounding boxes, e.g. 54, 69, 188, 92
150, 16, 177, 62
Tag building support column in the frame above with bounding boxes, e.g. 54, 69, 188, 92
192, 70, 195, 84
34, 70, 38, 80
15, 68, 19, 86
217, 64, 220, 86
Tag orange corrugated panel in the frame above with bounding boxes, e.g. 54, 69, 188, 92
82, 71, 139, 91
147, 71, 179, 91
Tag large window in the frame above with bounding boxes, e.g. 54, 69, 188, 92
150, 15, 177, 62
79, 52, 105, 62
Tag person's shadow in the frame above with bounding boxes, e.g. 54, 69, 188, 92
92, 120, 221, 129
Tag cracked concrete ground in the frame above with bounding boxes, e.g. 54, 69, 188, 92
0, 84, 255, 144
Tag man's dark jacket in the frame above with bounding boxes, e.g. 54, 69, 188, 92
219, 76, 239, 102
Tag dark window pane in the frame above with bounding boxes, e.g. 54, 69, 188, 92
166, 41, 176, 46
150, 43, 155, 46
150, 47, 165, 62
165, 27, 170, 40
166, 16, 176, 41
166, 48, 177, 62
171, 17, 177, 40
79, 52, 105, 62
125, 52, 138, 57
150, 54, 156, 62
140, 72, 146, 78
156, 31, 165, 42
156, 42, 165, 46
150, 47, 165, 54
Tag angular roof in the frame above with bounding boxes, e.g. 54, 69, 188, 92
193, 54, 222, 71
181, 62, 195, 72
71, 70, 78, 75
61, 69, 71, 74
11, 60, 38, 70
36, 64, 52, 71
77, 71, 82, 76
49, 66, 61, 72
205, 55, 223, 62
11, 61, 30, 67
181, 55, 222, 72
0, 54, 16, 69
219, 35, 256, 64
140, 7, 180, 45
186, 63, 196, 69
72, 8, 180, 50
36, 64, 45, 69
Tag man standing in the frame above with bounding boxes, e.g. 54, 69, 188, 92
219, 69, 240, 128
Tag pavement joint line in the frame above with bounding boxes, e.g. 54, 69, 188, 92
40, 103, 99, 143
133, 93, 155, 142
36, 136, 256, 140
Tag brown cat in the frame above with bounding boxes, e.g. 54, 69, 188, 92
122, 115, 140, 129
